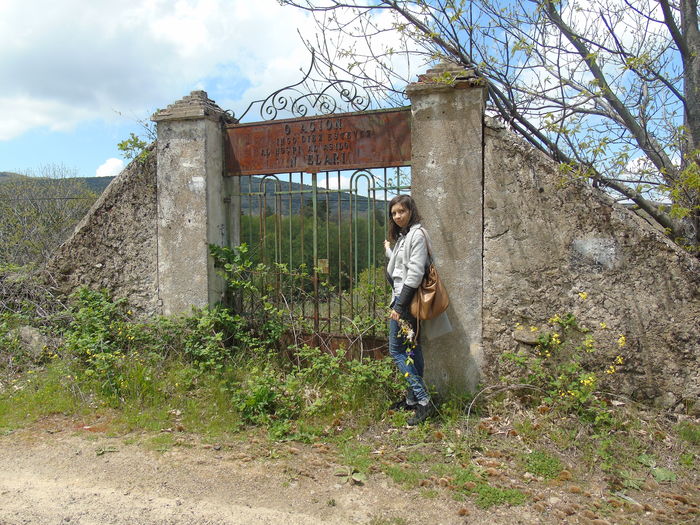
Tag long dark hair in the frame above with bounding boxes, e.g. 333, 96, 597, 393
387, 194, 422, 242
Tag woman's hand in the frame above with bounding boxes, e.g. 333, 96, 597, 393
389, 309, 400, 321
384, 239, 390, 251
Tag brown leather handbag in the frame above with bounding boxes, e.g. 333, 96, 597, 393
410, 230, 449, 321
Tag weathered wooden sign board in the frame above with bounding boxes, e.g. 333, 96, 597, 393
225, 108, 411, 175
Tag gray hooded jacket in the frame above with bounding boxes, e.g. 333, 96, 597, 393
386, 223, 430, 296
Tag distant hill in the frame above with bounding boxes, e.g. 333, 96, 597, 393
81, 177, 115, 193
0, 172, 384, 215
0, 173, 115, 194
238, 176, 386, 216
0, 171, 25, 181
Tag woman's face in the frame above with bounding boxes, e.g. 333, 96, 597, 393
391, 202, 411, 229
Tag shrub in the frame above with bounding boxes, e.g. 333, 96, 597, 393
501, 312, 626, 428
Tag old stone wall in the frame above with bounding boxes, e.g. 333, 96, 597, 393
45, 148, 159, 315
482, 119, 700, 411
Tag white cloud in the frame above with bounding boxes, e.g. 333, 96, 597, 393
0, 0, 316, 140
316, 173, 353, 190
0, 96, 93, 141
96, 158, 124, 178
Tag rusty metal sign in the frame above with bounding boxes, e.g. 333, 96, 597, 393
225, 107, 411, 175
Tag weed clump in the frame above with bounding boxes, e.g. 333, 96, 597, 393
1, 246, 401, 439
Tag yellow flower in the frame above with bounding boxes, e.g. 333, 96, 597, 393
552, 333, 561, 345
515, 322, 523, 330
615, 355, 624, 365
578, 292, 588, 300
606, 366, 616, 374
404, 372, 410, 378
548, 314, 562, 325
599, 322, 607, 329
617, 335, 626, 348
530, 326, 539, 332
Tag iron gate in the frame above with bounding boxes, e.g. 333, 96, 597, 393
222, 57, 412, 347
235, 168, 410, 341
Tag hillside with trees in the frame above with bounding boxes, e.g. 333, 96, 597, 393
0, 166, 101, 267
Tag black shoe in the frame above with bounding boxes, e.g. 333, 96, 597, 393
407, 402, 435, 426
389, 398, 415, 411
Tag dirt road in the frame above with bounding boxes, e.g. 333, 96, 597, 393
2, 416, 697, 524
0, 418, 529, 525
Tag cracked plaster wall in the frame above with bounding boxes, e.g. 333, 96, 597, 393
482, 121, 700, 411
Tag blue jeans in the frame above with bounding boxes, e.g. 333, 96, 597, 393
388, 313, 429, 404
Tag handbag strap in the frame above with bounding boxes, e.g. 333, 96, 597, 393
416, 227, 434, 268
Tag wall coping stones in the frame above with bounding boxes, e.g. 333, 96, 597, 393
152, 90, 234, 123
407, 61, 485, 95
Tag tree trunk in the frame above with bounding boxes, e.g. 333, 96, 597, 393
681, 0, 700, 159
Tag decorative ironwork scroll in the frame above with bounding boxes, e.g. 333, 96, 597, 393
229, 51, 372, 123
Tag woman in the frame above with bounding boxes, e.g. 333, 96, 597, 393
384, 194, 435, 425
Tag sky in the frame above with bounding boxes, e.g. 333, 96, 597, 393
0, 0, 339, 179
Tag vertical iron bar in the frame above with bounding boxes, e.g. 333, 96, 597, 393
312, 172, 319, 338
348, 178, 354, 321
325, 172, 331, 333
369, 171, 377, 337
275, 185, 282, 305
337, 170, 343, 334
288, 173, 293, 273
300, 174, 306, 321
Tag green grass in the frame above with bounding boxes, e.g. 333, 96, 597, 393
338, 442, 374, 473
678, 421, 700, 445
524, 450, 564, 479
382, 464, 425, 488
145, 432, 176, 452
406, 451, 429, 463
679, 452, 695, 468
0, 362, 84, 430
473, 484, 527, 508
429, 463, 479, 486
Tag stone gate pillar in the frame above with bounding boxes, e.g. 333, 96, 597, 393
406, 64, 486, 396
152, 91, 233, 315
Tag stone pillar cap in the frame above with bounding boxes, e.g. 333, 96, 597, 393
152, 90, 234, 123
407, 60, 484, 95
